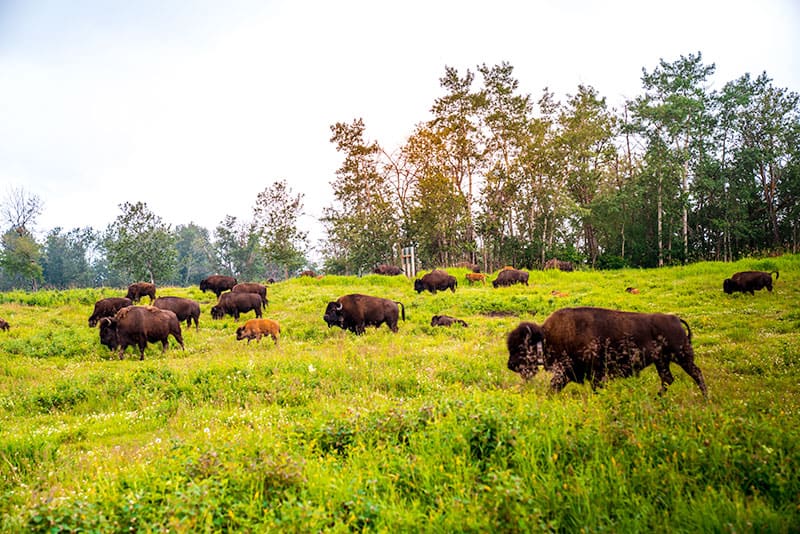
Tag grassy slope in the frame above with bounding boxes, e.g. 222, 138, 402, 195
0, 256, 798, 532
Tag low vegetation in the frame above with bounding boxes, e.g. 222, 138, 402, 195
0, 256, 798, 532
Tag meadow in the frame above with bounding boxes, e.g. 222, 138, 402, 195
0, 256, 798, 532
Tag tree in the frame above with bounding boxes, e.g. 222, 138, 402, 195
213, 215, 265, 281
252, 179, 309, 280
41, 227, 96, 288
173, 223, 215, 286
322, 119, 400, 274
0, 187, 44, 289
102, 202, 177, 284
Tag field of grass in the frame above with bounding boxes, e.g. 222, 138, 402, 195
0, 256, 798, 532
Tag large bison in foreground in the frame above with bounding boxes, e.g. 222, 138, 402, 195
323, 294, 405, 334
414, 270, 457, 294
88, 297, 133, 327
200, 275, 238, 297
723, 270, 778, 295
126, 282, 156, 303
493, 268, 529, 288
99, 306, 184, 360
153, 296, 201, 330
211, 292, 263, 320
506, 307, 707, 397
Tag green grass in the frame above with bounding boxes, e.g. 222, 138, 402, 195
1, 256, 799, 532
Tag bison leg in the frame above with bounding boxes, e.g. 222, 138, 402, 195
654, 360, 675, 395
676, 359, 708, 398
549, 363, 571, 393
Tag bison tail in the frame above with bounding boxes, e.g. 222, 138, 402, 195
396, 301, 406, 321
679, 318, 692, 342
771, 271, 779, 280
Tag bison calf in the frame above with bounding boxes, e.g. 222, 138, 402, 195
430, 314, 468, 327
723, 270, 778, 295
465, 272, 486, 285
506, 306, 707, 397
236, 318, 280, 345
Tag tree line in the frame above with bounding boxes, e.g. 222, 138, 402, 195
2, 52, 798, 289
322, 52, 799, 273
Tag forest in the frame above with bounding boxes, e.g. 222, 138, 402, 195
2, 52, 798, 289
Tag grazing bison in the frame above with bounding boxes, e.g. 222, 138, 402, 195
493, 268, 529, 288
544, 258, 575, 272
465, 272, 486, 285
210, 292, 263, 320
88, 297, 133, 327
625, 287, 640, 294
232, 282, 268, 307
373, 264, 403, 276
199, 275, 238, 297
506, 307, 707, 397
430, 314, 468, 327
236, 318, 281, 345
153, 296, 201, 330
0, 318, 9, 331
323, 293, 405, 334
723, 271, 779, 295
299, 270, 316, 277
99, 306, 184, 360
414, 270, 457, 294
125, 282, 156, 303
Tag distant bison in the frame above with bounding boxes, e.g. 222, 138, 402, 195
153, 296, 201, 330
232, 282, 268, 307
465, 272, 486, 285
373, 264, 403, 276
323, 293, 405, 334
126, 282, 156, 303
506, 307, 707, 397
199, 275, 238, 297
414, 270, 457, 294
99, 306, 184, 360
723, 270, 778, 295
236, 318, 281, 345
625, 287, 640, 294
211, 292, 263, 320
299, 270, 316, 277
0, 318, 9, 331
88, 297, 132, 327
544, 258, 575, 272
493, 268, 529, 288
430, 314, 468, 327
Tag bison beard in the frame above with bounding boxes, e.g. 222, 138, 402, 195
323, 294, 405, 334
506, 307, 707, 397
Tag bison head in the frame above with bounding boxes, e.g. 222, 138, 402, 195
413, 279, 425, 293
98, 317, 119, 351
506, 322, 546, 380
723, 278, 736, 294
235, 325, 248, 340
323, 301, 345, 329
210, 305, 224, 320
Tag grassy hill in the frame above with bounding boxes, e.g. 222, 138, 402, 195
1, 256, 798, 532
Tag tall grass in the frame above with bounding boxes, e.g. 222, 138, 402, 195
0, 257, 798, 532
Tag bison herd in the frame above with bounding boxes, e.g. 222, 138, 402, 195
0, 267, 781, 398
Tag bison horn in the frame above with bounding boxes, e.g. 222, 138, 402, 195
335, 302, 343, 311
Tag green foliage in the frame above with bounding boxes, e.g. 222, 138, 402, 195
0, 255, 799, 532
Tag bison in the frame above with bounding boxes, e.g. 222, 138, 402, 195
493, 268, 529, 288
465, 272, 486, 285
430, 314, 468, 327
723, 270, 779, 295
236, 318, 281, 345
200, 275, 238, 297
125, 282, 156, 303
0, 318, 9, 331
506, 307, 707, 397
323, 293, 405, 334
414, 270, 457, 294
210, 291, 263, 320
544, 258, 575, 272
153, 296, 201, 330
373, 264, 403, 276
98, 306, 184, 360
88, 297, 133, 327
232, 282, 268, 307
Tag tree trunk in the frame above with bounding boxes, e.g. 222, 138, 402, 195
657, 175, 664, 267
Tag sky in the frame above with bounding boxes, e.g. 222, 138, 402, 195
1, 0, 798, 256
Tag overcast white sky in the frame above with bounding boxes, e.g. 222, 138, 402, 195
2, 0, 798, 253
